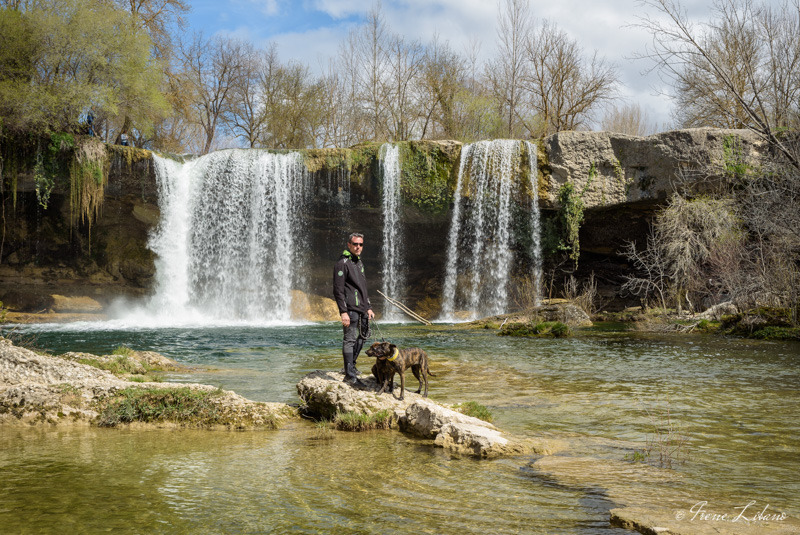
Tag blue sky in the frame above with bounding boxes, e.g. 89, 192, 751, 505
184, 0, 716, 130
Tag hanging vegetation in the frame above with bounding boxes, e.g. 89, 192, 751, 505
69, 136, 109, 237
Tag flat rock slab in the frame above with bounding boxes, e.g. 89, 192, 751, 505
297, 370, 554, 458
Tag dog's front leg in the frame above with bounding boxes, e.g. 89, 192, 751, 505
397, 370, 405, 400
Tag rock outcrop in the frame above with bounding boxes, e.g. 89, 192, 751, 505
1, 129, 766, 316
0, 338, 294, 428
401, 399, 552, 458
297, 370, 554, 458
543, 128, 764, 209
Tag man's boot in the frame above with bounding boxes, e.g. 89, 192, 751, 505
343, 353, 365, 387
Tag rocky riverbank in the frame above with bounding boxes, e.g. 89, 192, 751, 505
0, 338, 295, 428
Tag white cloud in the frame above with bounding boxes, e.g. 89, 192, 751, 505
190, 0, 722, 128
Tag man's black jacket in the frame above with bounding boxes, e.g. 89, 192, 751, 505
333, 250, 372, 315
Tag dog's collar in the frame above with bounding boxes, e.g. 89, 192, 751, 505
387, 348, 400, 362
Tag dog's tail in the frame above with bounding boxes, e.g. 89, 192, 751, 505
426, 364, 436, 376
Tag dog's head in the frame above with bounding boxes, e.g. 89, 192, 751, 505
366, 341, 396, 360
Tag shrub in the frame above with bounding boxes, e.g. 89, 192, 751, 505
111, 345, 135, 357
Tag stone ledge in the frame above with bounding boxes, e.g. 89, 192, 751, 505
297, 370, 555, 458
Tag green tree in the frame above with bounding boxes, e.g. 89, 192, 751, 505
0, 0, 168, 138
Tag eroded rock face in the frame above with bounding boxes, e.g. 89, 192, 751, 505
543, 128, 764, 209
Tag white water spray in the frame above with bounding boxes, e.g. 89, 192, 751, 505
440, 140, 541, 321
379, 144, 405, 319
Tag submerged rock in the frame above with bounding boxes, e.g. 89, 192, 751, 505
297, 370, 554, 458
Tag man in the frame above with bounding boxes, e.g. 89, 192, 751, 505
333, 233, 375, 386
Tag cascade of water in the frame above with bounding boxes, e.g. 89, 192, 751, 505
148, 150, 311, 323
379, 143, 405, 320
440, 139, 540, 321
525, 141, 543, 306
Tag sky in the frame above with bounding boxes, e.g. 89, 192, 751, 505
184, 0, 717, 131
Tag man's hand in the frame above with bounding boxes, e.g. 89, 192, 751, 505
341, 312, 350, 327
367, 309, 375, 320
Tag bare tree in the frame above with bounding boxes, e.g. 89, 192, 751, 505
384, 34, 424, 140
225, 42, 272, 148
487, 0, 532, 138
418, 36, 468, 139
355, 3, 391, 141
635, 0, 800, 169
623, 195, 741, 313
178, 33, 246, 154
524, 20, 619, 136
602, 103, 658, 136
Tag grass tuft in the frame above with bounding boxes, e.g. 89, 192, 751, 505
453, 401, 493, 423
498, 321, 572, 338
111, 345, 135, 357
97, 387, 226, 427
333, 410, 393, 431
78, 355, 142, 375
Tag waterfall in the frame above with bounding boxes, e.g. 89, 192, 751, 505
440, 140, 541, 321
146, 150, 311, 324
525, 140, 543, 307
379, 143, 405, 320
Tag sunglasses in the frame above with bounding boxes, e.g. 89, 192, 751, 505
350, 242, 364, 247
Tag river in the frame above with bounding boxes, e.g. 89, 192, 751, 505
1, 323, 797, 533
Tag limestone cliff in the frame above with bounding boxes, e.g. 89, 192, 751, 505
0, 129, 762, 315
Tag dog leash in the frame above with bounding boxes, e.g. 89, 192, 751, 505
370, 318, 388, 343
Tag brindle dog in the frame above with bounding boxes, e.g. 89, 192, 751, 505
366, 342, 435, 400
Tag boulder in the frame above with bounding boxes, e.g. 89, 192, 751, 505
49, 295, 103, 313
402, 399, 549, 458
296, 370, 418, 420
290, 290, 339, 321
534, 303, 592, 327
401, 398, 498, 438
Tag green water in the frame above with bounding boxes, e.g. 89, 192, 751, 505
1, 323, 798, 533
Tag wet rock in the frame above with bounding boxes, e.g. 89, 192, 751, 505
297, 371, 552, 458
289, 290, 339, 321
610, 506, 800, 535
403, 399, 549, 458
